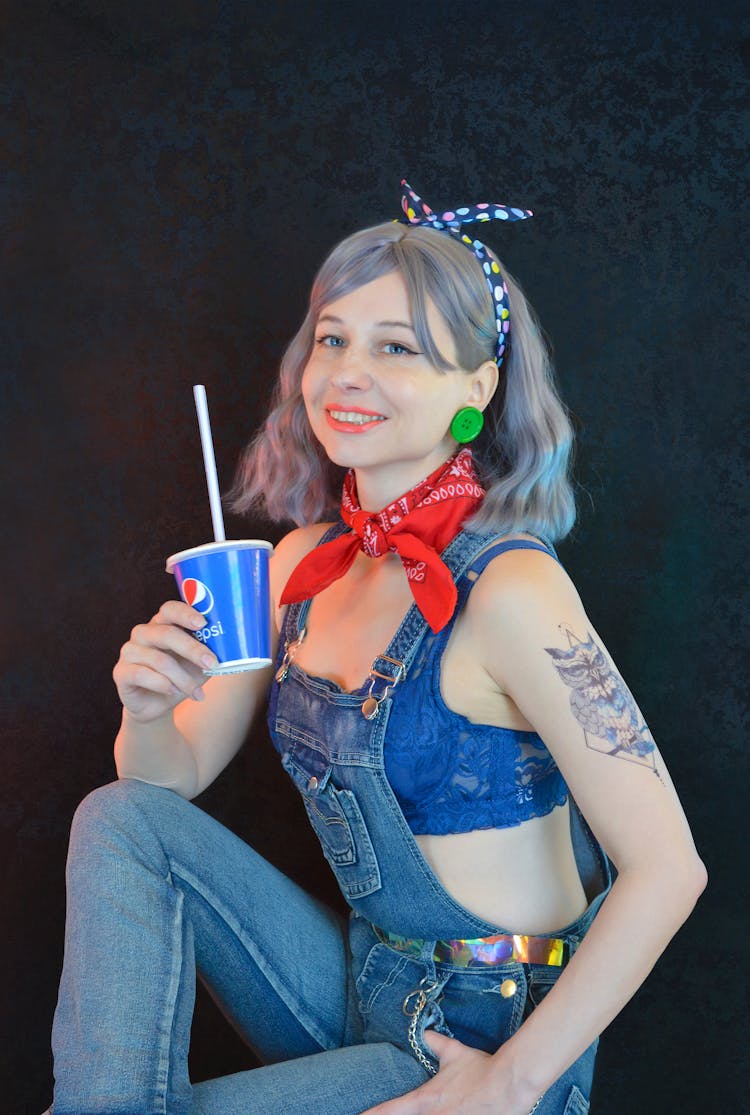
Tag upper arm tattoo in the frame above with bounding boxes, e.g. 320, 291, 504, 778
544, 624, 663, 783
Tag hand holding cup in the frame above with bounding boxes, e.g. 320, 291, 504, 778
166, 541, 272, 675
113, 600, 220, 724
114, 385, 272, 722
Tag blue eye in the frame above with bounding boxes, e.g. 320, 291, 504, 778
384, 342, 415, 355
315, 334, 345, 347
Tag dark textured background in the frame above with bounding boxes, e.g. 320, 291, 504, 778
2, 2, 747, 1111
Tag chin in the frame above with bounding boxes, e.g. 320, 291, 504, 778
314, 430, 383, 467
324, 446, 380, 470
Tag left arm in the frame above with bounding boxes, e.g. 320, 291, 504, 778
366, 549, 707, 1114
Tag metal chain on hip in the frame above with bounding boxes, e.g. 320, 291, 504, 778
402, 978, 440, 1076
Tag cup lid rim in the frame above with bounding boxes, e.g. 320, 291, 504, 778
166, 539, 273, 569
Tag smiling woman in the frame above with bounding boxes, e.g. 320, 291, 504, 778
47, 182, 706, 1115
231, 201, 575, 544
299, 271, 499, 504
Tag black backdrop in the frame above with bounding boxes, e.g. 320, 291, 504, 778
2, 2, 747, 1112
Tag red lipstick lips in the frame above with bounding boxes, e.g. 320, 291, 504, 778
325, 406, 386, 433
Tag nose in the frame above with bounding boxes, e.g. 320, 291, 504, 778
329, 345, 373, 390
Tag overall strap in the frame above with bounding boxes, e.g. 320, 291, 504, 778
400, 535, 562, 671
466, 536, 560, 578
381, 530, 538, 673
278, 527, 562, 679
451, 536, 561, 619
277, 524, 499, 676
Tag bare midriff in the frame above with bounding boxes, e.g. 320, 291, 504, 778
415, 808, 589, 936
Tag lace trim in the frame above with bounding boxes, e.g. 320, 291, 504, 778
384, 631, 569, 835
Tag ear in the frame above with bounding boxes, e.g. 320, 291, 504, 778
465, 359, 499, 412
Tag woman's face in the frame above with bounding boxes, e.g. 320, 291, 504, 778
302, 270, 484, 507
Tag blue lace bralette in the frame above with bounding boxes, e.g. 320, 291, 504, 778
384, 565, 569, 836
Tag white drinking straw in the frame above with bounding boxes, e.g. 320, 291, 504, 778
193, 384, 226, 542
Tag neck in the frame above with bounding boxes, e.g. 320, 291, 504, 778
352, 448, 460, 512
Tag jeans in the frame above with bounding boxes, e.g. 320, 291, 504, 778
51, 778, 428, 1114
51, 778, 598, 1114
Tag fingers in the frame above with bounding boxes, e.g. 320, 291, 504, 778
129, 617, 216, 676
152, 599, 207, 631
120, 640, 207, 700
422, 1030, 451, 1058
113, 600, 220, 719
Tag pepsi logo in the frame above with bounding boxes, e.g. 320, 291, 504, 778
181, 577, 215, 615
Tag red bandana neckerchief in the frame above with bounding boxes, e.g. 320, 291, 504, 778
280, 449, 485, 634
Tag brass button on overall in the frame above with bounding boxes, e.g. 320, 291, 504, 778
499, 978, 517, 998
307, 776, 319, 791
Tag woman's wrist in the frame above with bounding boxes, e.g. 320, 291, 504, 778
115, 709, 198, 797
488, 1039, 545, 1112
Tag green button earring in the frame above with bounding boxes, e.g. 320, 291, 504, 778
450, 406, 484, 444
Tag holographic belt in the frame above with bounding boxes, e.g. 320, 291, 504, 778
371, 921, 571, 967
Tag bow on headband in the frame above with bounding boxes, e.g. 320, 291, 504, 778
397, 179, 533, 369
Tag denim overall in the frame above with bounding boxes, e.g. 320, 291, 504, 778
50, 527, 612, 1115
269, 524, 613, 1108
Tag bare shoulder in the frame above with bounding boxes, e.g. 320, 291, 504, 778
461, 532, 594, 708
272, 521, 334, 566
269, 522, 335, 608
467, 531, 585, 626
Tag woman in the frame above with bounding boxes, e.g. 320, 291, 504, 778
49, 182, 706, 1115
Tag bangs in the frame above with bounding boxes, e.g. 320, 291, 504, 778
310, 223, 497, 373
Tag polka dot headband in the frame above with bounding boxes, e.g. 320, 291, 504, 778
398, 179, 533, 369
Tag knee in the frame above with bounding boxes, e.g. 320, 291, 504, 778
70, 777, 176, 844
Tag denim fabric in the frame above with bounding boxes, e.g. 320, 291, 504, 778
51, 529, 612, 1113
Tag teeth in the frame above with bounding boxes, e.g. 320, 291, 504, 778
329, 410, 385, 425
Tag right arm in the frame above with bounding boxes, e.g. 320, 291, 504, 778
113, 524, 329, 800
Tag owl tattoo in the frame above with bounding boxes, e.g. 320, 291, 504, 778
545, 625, 662, 781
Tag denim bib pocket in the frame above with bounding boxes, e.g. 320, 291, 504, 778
280, 749, 382, 899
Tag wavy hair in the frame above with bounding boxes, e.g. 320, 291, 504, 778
230, 221, 577, 542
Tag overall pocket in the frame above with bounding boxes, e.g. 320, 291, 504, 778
523, 962, 565, 1023
280, 748, 382, 899
563, 1083, 590, 1113
436, 962, 528, 1054
352, 938, 445, 1061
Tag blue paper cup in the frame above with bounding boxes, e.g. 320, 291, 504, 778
166, 540, 273, 675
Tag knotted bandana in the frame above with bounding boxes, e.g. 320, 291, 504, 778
280, 449, 485, 633
398, 180, 533, 370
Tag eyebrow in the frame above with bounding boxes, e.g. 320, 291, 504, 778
317, 314, 416, 331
